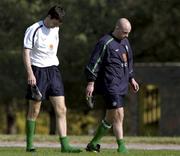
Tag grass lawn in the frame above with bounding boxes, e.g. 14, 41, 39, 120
0, 135, 180, 156
0, 147, 180, 156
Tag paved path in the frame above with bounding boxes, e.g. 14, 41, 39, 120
0, 141, 180, 150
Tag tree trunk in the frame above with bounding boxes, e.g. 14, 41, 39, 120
6, 99, 16, 134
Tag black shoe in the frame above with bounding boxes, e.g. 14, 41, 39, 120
86, 96, 95, 109
86, 143, 100, 152
31, 85, 42, 101
26, 147, 36, 152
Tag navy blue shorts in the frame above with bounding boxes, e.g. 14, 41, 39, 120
103, 94, 125, 109
26, 65, 64, 101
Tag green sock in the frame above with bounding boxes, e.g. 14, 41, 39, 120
26, 120, 36, 150
60, 136, 69, 150
90, 120, 112, 146
117, 139, 128, 153
59, 136, 82, 153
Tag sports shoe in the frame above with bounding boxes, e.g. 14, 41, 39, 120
86, 96, 95, 109
117, 143, 128, 153
31, 85, 42, 101
86, 143, 100, 152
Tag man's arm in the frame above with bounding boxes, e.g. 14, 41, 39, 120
22, 48, 36, 86
125, 39, 139, 92
85, 41, 105, 96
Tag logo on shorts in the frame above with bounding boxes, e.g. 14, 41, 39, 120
112, 101, 117, 106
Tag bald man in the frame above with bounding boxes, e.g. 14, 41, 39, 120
85, 18, 139, 153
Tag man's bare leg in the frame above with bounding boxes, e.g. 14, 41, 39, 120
112, 107, 128, 153
50, 96, 82, 153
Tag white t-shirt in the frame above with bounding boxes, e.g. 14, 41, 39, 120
24, 20, 59, 67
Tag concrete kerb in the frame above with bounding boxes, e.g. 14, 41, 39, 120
0, 142, 180, 150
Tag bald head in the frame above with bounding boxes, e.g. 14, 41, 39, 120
113, 18, 132, 39
116, 18, 131, 31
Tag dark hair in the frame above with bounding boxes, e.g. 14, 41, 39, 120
47, 5, 65, 22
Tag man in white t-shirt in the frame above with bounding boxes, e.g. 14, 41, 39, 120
23, 5, 82, 153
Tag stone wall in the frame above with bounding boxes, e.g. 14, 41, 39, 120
128, 63, 180, 136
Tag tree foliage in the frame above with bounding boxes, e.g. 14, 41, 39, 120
0, 0, 179, 133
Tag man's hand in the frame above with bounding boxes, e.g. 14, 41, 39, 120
86, 82, 95, 109
27, 72, 36, 86
86, 82, 94, 97
130, 78, 139, 93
